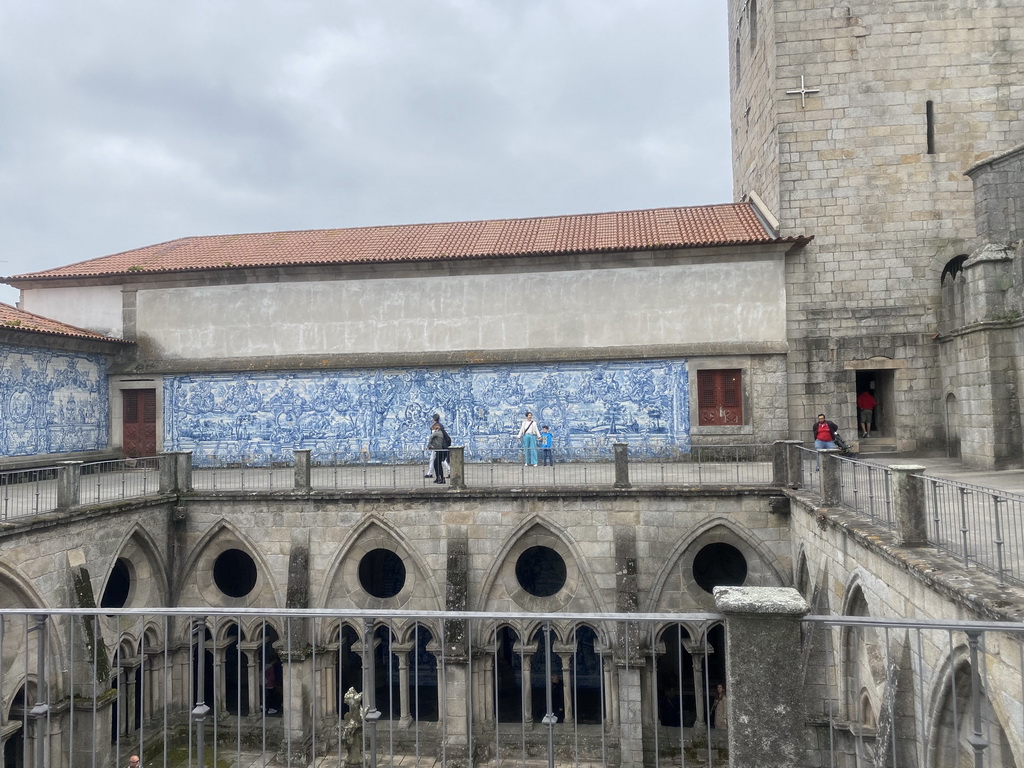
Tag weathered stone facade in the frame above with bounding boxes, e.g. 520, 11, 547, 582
728, 0, 1024, 455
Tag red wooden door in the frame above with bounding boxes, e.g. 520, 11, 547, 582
122, 389, 157, 457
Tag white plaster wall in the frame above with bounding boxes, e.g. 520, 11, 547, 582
21, 285, 125, 338
136, 259, 786, 359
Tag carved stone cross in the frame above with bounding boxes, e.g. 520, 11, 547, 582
786, 76, 820, 108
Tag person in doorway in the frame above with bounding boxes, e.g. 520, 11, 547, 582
516, 411, 541, 466
539, 425, 554, 466
428, 422, 446, 484
813, 413, 840, 449
857, 390, 876, 438
264, 654, 282, 715
710, 683, 728, 729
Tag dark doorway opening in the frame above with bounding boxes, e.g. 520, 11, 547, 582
855, 371, 894, 439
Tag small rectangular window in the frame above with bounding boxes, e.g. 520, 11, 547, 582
697, 369, 744, 426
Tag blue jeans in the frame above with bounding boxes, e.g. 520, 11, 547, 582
541, 448, 553, 466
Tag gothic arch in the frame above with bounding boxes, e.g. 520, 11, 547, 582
175, 519, 280, 608
925, 646, 1020, 768
319, 514, 441, 611
99, 524, 170, 608
645, 516, 789, 612
474, 515, 604, 614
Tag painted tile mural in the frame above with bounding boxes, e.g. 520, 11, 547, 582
164, 359, 689, 464
0, 344, 109, 457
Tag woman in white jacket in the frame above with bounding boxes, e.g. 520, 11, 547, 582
516, 411, 541, 466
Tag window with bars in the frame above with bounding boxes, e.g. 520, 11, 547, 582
696, 369, 743, 426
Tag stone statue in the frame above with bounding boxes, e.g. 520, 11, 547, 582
341, 687, 365, 767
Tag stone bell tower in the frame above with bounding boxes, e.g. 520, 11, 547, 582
726, 0, 1024, 454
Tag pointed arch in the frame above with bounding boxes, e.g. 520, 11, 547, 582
175, 518, 280, 608
318, 514, 442, 610
645, 515, 789, 612
99, 523, 170, 608
474, 514, 605, 613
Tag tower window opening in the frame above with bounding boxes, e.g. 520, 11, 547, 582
926, 100, 935, 155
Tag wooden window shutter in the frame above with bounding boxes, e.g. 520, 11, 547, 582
697, 369, 743, 426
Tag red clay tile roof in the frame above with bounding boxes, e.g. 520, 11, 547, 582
7, 203, 800, 282
0, 302, 131, 343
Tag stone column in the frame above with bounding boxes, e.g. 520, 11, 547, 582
714, 586, 809, 768
56, 461, 82, 510
889, 465, 928, 546
520, 655, 535, 725
293, 449, 311, 491
448, 446, 466, 489
392, 643, 413, 726
684, 642, 711, 727
772, 440, 802, 488
613, 443, 631, 488
556, 652, 573, 723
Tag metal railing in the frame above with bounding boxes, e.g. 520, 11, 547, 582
0, 467, 58, 519
922, 476, 1024, 587
837, 456, 894, 529
805, 614, 1024, 768
1, 607, 730, 768
79, 457, 162, 505
630, 444, 773, 486
191, 455, 296, 492
1, 607, 1020, 768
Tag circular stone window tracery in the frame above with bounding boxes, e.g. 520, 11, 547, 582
358, 549, 407, 599
515, 546, 567, 597
692, 542, 748, 593
213, 549, 258, 598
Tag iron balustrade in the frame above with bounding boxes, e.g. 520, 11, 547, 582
921, 476, 1024, 587
0, 468, 58, 520
79, 457, 162, 505
0, 607, 1020, 768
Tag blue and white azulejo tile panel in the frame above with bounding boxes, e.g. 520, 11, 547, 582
164, 359, 689, 464
0, 344, 109, 457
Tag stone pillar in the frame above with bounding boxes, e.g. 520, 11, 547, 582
613, 443, 631, 489
175, 451, 193, 492
293, 449, 311, 491
520, 654, 535, 725
555, 651, 573, 723
685, 643, 710, 727
448, 446, 466, 489
56, 461, 82, 510
159, 452, 176, 494
714, 586, 809, 768
820, 450, 841, 506
773, 440, 802, 488
392, 643, 413, 726
616, 663, 643, 767
441, 663, 471, 765
890, 465, 928, 546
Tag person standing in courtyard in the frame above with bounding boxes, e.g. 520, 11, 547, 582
539, 425, 554, 466
710, 683, 728, 729
424, 413, 451, 479
857, 390, 876, 438
516, 411, 541, 466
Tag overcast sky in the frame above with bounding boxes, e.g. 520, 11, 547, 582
0, 1, 732, 307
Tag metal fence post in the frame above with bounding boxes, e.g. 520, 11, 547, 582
889, 465, 928, 546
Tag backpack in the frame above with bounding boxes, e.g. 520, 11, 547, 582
441, 429, 452, 449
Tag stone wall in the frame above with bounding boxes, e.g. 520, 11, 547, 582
729, 0, 1024, 450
